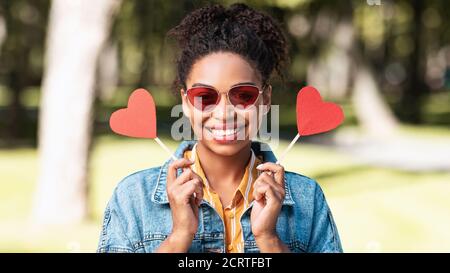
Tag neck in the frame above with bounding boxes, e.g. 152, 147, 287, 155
196, 141, 251, 190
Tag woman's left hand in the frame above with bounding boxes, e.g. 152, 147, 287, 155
250, 162, 288, 252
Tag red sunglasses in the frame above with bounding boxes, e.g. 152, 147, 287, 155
184, 84, 264, 112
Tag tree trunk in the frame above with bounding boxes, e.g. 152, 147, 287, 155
1, 1, 28, 142
98, 41, 119, 101
399, 0, 427, 123
33, 0, 121, 225
352, 64, 398, 136
350, 32, 398, 137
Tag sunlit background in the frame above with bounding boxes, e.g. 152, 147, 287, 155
0, 0, 449, 252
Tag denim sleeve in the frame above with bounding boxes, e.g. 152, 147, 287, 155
97, 189, 134, 253
307, 185, 343, 253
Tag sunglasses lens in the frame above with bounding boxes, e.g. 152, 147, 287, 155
229, 86, 260, 108
187, 87, 218, 111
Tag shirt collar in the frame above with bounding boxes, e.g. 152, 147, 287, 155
150, 140, 295, 206
189, 142, 258, 205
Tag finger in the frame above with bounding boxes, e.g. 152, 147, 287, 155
253, 180, 283, 200
256, 162, 285, 187
184, 178, 204, 200
177, 179, 202, 204
263, 186, 283, 207
167, 158, 194, 184
253, 182, 269, 201
254, 177, 283, 199
191, 178, 204, 206
189, 195, 199, 214
254, 174, 285, 197
174, 168, 197, 186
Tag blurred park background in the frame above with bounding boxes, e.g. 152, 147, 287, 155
0, 0, 449, 252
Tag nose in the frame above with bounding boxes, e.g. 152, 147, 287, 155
212, 92, 235, 123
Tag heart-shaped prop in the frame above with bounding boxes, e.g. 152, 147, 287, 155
110, 88, 177, 160
276, 86, 344, 164
297, 86, 344, 136
110, 88, 157, 138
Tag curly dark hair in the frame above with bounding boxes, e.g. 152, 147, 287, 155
166, 3, 289, 93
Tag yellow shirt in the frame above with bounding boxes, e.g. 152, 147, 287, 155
184, 144, 262, 253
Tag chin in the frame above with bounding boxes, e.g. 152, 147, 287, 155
192, 122, 258, 156
200, 139, 250, 157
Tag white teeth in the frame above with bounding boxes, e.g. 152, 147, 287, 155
210, 128, 237, 136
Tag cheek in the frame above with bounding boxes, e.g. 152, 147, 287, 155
248, 113, 260, 139
238, 107, 262, 138
189, 111, 208, 136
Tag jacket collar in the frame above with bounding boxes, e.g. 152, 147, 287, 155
150, 140, 295, 206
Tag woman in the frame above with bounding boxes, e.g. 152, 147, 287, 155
97, 3, 342, 253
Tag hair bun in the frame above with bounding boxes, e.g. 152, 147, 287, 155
228, 3, 288, 71
167, 4, 227, 47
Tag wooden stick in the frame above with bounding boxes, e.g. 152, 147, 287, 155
276, 133, 301, 164
154, 137, 178, 161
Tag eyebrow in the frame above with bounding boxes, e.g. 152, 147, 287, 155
191, 82, 257, 88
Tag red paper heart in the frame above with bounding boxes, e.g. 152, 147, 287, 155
296, 86, 344, 136
109, 88, 157, 138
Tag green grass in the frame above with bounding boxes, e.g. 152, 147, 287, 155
1, 132, 450, 252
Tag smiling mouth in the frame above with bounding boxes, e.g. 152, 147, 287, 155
204, 125, 246, 140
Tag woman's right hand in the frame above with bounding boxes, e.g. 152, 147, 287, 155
160, 158, 203, 252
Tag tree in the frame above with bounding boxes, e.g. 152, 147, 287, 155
398, 0, 428, 123
33, 0, 121, 225
305, 2, 398, 137
0, 0, 49, 142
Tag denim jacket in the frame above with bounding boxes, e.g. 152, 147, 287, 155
97, 140, 343, 253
